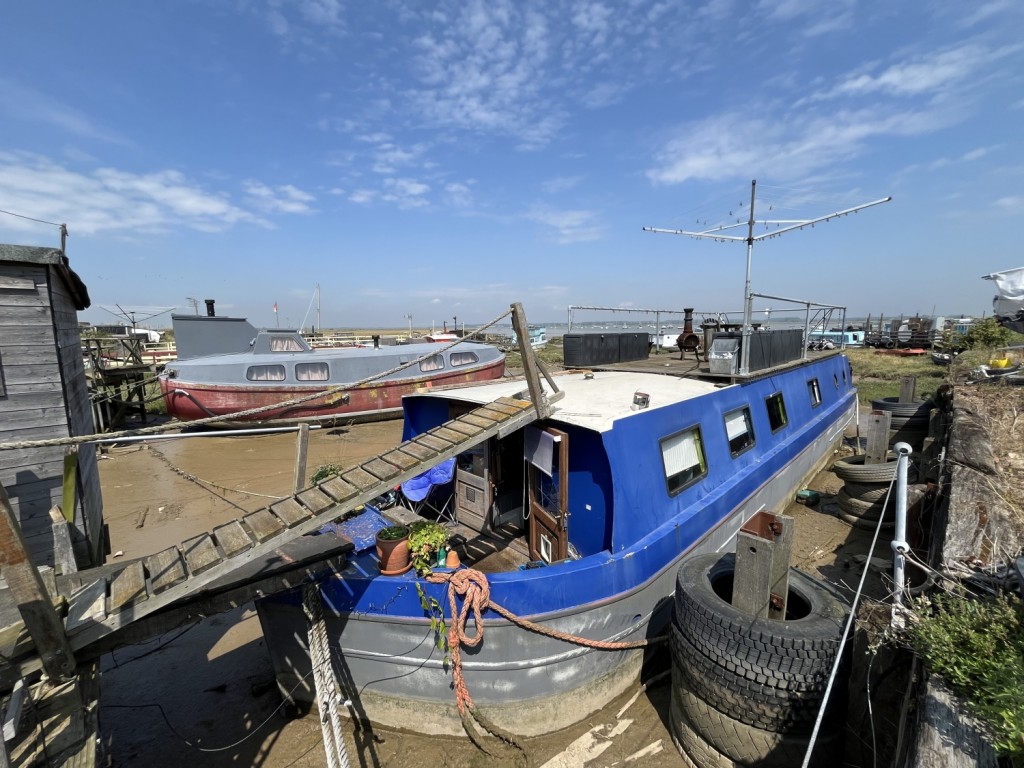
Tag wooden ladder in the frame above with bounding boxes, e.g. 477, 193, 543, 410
64, 396, 539, 654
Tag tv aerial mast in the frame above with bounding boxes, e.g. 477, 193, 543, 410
644, 180, 891, 375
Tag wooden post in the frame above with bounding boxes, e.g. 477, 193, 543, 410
61, 448, 78, 523
865, 410, 892, 464
510, 303, 548, 418
49, 507, 78, 576
0, 486, 76, 681
899, 376, 917, 403
293, 424, 310, 495
733, 512, 793, 620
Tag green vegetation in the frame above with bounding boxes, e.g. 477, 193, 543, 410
309, 463, 343, 485
408, 519, 450, 575
376, 524, 409, 541
504, 338, 566, 370
943, 317, 1024, 353
845, 348, 946, 405
905, 590, 1024, 762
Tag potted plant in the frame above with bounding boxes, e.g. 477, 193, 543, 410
375, 524, 411, 575
408, 520, 450, 575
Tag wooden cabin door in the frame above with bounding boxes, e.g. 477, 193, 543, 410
527, 427, 569, 563
455, 441, 493, 533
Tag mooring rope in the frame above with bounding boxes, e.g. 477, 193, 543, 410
425, 566, 658, 746
0, 309, 513, 451
303, 584, 351, 768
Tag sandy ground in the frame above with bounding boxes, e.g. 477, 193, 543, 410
94, 417, 894, 767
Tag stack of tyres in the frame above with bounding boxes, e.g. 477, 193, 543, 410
670, 553, 851, 767
831, 453, 919, 530
871, 397, 934, 450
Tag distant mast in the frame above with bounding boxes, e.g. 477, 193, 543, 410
644, 180, 892, 374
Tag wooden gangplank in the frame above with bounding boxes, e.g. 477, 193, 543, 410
64, 396, 538, 654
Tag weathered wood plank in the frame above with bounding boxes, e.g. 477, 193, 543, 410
395, 441, 434, 461
144, 548, 187, 594
459, 413, 494, 429
361, 458, 400, 482
483, 400, 521, 416
431, 426, 466, 444
319, 477, 358, 503
244, 509, 284, 543
445, 419, 483, 437
380, 449, 419, 470
297, 487, 334, 513
108, 561, 147, 611
213, 521, 253, 559
472, 405, 513, 422
65, 579, 106, 633
865, 411, 891, 464
181, 534, 220, 576
341, 466, 381, 490
413, 432, 453, 452
495, 396, 531, 409
910, 676, 998, 768
270, 498, 309, 527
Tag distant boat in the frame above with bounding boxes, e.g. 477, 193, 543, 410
158, 311, 505, 423
512, 326, 548, 350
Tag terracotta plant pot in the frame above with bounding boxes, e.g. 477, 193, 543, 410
445, 549, 461, 569
376, 526, 411, 575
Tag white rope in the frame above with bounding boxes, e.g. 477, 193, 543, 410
800, 473, 898, 768
303, 584, 350, 768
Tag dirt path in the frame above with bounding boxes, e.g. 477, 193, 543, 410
96, 419, 886, 767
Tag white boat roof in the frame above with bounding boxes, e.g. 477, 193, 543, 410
415, 371, 722, 433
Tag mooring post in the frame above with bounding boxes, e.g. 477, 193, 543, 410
898, 376, 917, 403
510, 302, 550, 418
864, 411, 892, 465
0, 485, 77, 681
293, 423, 310, 495
733, 511, 794, 620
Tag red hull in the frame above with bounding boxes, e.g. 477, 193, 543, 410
160, 359, 506, 422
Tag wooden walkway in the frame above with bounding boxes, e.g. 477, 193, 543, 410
61, 395, 538, 654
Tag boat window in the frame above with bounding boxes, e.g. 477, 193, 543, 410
661, 425, 707, 496
420, 354, 445, 372
450, 351, 479, 367
808, 378, 822, 408
723, 407, 755, 457
296, 362, 329, 381
834, 373, 840, 389
766, 392, 788, 432
246, 364, 286, 381
269, 336, 305, 352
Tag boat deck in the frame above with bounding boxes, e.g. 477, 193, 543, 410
589, 347, 846, 382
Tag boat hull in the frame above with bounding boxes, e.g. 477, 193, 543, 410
160, 358, 506, 422
256, 396, 855, 736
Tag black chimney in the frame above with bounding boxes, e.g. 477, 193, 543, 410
204, 299, 215, 317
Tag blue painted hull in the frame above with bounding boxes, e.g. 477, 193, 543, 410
257, 353, 857, 735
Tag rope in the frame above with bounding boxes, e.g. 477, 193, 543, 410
424, 566, 657, 753
304, 584, 351, 768
149, 445, 289, 501
0, 308, 513, 451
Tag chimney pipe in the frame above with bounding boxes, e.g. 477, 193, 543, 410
683, 308, 694, 335
204, 299, 216, 317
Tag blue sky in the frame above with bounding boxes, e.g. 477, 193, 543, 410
1, 1, 1021, 331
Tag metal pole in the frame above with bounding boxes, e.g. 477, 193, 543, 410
740, 180, 757, 375
91, 424, 320, 444
891, 442, 913, 608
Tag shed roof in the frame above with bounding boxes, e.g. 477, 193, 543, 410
0, 244, 90, 310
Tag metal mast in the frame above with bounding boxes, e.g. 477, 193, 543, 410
644, 181, 892, 375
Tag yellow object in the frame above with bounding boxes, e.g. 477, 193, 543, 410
989, 358, 1011, 368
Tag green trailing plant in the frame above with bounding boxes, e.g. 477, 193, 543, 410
408, 520, 450, 576
905, 590, 1024, 761
310, 463, 343, 485
416, 582, 449, 665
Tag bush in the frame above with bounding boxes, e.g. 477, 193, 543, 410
310, 463, 343, 485
906, 590, 1024, 760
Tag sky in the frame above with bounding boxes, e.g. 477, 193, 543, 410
1, 0, 1022, 331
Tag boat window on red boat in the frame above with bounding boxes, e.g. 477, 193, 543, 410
660, 425, 707, 496
420, 354, 445, 372
246, 364, 286, 381
724, 406, 755, 457
808, 378, 822, 407
296, 362, 330, 381
450, 351, 479, 367
270, 336, 305, 352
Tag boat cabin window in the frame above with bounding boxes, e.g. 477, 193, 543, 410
269, 336, 305, 352
661, 425, 707, 496
246, 364, 286, 381
765, 392, 788, 432
420, 354, 445, 372
833, 373, 840, 389
296, 362, 330, 381
723, 407, 755, 457
450, 351, 479, 367
808, 378, 822, 408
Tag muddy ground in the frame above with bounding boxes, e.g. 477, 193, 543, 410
95, 417, 897, 767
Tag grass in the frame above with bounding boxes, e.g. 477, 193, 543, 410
845, 348, 948, 406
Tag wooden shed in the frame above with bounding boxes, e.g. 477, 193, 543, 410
0, 244, 103, 569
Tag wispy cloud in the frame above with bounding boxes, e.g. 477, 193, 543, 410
0, 152, 312, 236
525, 206, 605, 243
542, 176, 583, 194
0, 78, 128, 145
